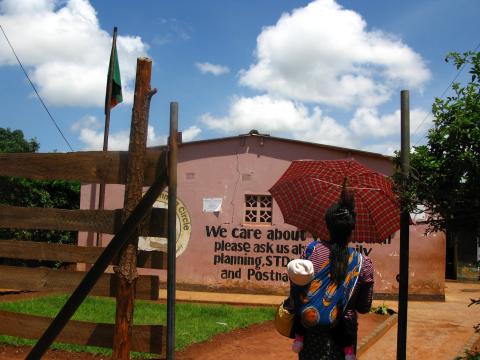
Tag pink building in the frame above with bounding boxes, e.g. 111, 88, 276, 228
79, 131, 445, 300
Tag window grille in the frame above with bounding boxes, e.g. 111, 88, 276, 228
244, 194, 272, 224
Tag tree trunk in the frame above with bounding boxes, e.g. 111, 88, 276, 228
113, 57, 155, 359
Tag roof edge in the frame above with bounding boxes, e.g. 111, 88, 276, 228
150, 131, 393, 160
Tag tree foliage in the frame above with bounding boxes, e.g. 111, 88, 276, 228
394, 51, 480, 234
0, 128, 80, 252
0, 128, 39, 153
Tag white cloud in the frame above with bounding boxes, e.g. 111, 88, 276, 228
200, 94, 431, 154
71, 116, 168, 150
362, 142, 399, 156
200, 95, 354, 148
146, 125, 167, 148
0, 0, 55, 14
239, 0, 430, 108
182, 125, 202, 141
292, 114, 354, 147
196, 0, 433, 155
0, 0, 148, 106
78, 127, 130, 151
349, 107, 431, 138
195, 62, 230, 76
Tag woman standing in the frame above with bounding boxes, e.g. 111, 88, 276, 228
291, 189, 374, 360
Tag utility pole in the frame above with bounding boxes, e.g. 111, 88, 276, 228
397, 89, 410, 360
166, 102, 178, 359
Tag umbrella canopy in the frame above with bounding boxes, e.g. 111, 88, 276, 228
269, 159, 400, 243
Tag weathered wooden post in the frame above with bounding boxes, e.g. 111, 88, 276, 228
113, 57, 156, 359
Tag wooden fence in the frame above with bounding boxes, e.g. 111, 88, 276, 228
0, 57, 175, 359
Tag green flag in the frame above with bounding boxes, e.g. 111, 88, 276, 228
105, 40, 123, 113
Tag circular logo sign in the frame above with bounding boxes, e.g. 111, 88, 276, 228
138, 191, 192, 257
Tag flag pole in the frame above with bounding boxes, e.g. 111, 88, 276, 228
96, 26, 118, 247
104, 26, 117, 149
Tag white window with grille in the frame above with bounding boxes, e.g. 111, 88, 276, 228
244, 194, 272, 225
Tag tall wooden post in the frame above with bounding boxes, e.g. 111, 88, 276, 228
167, 102, 178, 359
113, 57, 156, 359
397, 90, 410, 360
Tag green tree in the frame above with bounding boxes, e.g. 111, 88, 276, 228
396, 51, 480, 234
0, 128, 39, 153
394, 52, 480, 342
0, 128, 80, 266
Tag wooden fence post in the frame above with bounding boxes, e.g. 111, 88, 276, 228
113, 57, 156, 359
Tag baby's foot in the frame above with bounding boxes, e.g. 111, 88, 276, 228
344, 345, 356, 360
292, 339, 303, 353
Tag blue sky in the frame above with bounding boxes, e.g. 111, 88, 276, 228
0, 0, 478, 154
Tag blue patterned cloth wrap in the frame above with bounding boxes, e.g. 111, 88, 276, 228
292, 241, 363, 329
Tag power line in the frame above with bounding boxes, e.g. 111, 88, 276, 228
412, 41, 480, 146
0, 24, 74, 152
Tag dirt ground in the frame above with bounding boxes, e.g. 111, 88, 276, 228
1, 284, 478, 360
0, 345, 108, 360
0, 306, 386, 360
175, 313, 386, 360
0, 312, 477, 359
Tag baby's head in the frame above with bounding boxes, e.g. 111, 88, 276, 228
287, 259, 314, 286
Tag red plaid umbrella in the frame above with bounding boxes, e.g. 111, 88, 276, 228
269, 159, 400, 243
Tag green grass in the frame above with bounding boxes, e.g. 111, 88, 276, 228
455, 350, 480, 360
0, 294, 275, 358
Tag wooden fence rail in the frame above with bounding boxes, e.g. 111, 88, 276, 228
0, 148, 169, 354
0, 311, 165, 356
0, 205, 167, 237
0, 149, 166, 185
0, 239, 166, 269
0, 265, 160, 300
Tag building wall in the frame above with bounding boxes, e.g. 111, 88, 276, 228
79, 135, 445, 299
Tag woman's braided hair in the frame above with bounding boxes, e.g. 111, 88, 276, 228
324, 181, 356, 284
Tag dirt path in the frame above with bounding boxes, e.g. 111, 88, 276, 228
0, 314, 386, 360
176, 321, 293, 360
0, 344, 109, 360
176, 314, 385, 360
1, 282, 479, 359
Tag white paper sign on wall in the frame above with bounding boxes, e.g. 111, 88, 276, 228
203, 197, 223, 212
